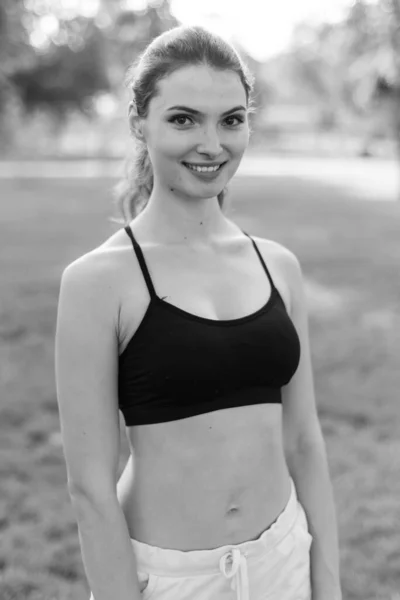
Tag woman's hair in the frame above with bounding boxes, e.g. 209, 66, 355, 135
111, 25, 255, 225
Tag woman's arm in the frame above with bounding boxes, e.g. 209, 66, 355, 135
279, 248, 342, 600
55, 254, 142, 600
284, 433, 341, 600
70, 489, 142, 600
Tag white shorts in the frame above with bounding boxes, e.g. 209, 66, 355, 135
89, 477, 312, 600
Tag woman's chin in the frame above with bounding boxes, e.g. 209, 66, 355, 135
185, 186, 225, 201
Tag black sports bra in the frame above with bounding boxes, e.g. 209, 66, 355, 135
118, 226, 301, 426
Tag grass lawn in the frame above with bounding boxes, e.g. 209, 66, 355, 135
0, 172, 399, 600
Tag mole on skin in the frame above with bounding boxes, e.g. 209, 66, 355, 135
227, 506, 240, 516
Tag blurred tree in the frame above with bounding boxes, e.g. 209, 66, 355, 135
282, 0, 399, 155
282, 0, 400, 197
231, 43, 274, 141
339, 0, 400, 173
0, 2, 111, 127
0, 0, 178, 133
0, 0, 34, 77
0, 1, 28, 105
385, 0, 400, 159
285, 21, 346, 129
105, 0, 178, 84
10, 18, 111, 121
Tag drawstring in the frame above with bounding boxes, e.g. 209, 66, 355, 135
219, 548, 250, 600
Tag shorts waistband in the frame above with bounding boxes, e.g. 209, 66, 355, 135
130, 477, 300, 578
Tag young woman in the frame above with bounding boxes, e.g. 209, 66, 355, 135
55, 25, 342, 600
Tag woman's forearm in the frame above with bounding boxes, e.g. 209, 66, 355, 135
70, 489, 142, 600
285, 439, 342, 600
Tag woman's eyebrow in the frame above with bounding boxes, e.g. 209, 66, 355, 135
165, 105, 246, 116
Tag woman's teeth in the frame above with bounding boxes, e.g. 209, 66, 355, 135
184, 163, 223, 172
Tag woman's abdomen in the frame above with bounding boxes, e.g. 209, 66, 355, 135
118, 403, 291, 550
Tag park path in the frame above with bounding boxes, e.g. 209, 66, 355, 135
0, 154, 398, 201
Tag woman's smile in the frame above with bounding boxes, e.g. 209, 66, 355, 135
182, 160, 228, 179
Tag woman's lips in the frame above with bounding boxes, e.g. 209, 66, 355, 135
182, 161, 227, 179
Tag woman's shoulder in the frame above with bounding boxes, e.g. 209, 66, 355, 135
63, 227, 128, 279
250, 235, 301, 275
63, 249, 114, 289
249, 235, 302, 315
60, 229, 129, 316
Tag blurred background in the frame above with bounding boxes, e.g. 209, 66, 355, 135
0, 0, 400, 160
1, 1, 400, 600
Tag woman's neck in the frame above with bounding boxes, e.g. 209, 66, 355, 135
133, 189, 233, 245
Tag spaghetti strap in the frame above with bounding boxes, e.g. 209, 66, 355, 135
241, 230, 276, 291
124, 226, 156, 299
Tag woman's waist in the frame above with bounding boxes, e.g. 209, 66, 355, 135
128, 477, 303, 580
120, 456, 291, 551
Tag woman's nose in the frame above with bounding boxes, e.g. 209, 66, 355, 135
197, 127, 223, 155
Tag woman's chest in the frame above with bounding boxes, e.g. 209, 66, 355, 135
116, 241, 290, 354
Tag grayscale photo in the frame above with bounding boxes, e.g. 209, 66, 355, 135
1, 1, 399, 599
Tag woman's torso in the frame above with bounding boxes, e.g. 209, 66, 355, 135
100, 223, 294, 551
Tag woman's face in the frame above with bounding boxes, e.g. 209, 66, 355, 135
136, 64, 250, 201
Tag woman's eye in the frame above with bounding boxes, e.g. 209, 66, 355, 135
224, 115, 244, 126
169, 115, 192, 126
168, 114, 244, 127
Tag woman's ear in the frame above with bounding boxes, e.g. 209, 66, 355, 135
128, 101, 145, 141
